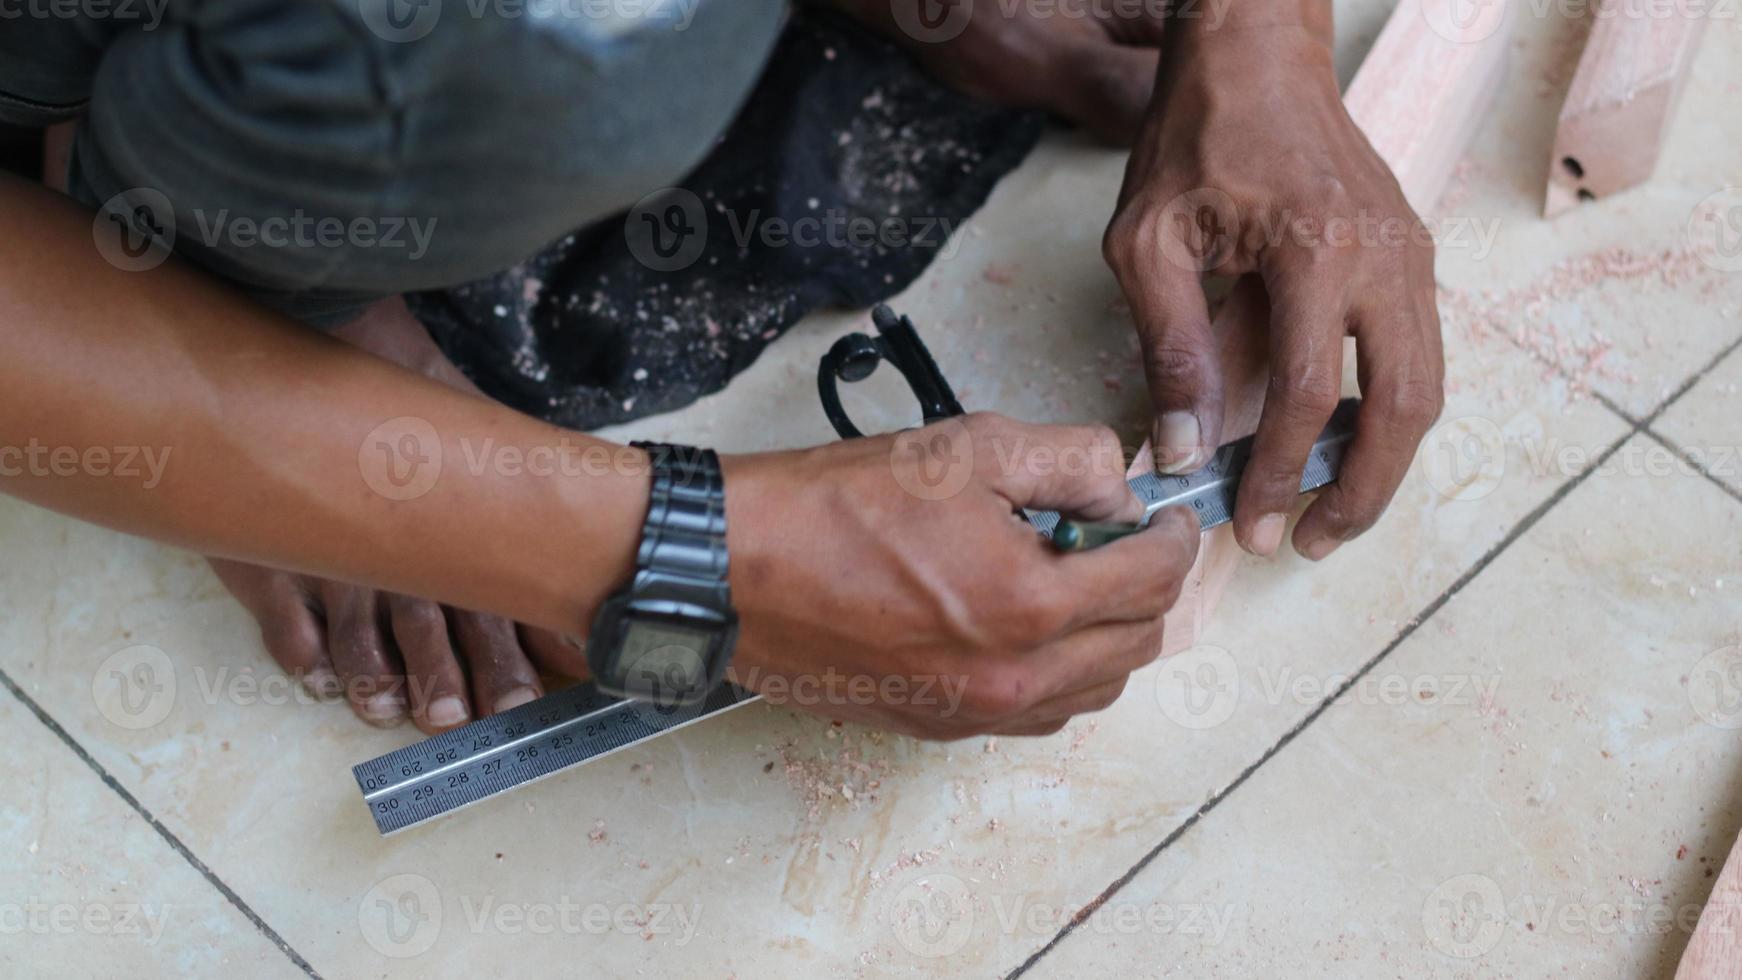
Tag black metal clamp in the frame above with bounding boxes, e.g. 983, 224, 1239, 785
817, 305, 966, 439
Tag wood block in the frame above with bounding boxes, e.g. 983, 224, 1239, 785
1677, 828, 1742, 980
1545, 0, 1709, 216
1154, 0, 1513, 657
1345, 0, 1515, 216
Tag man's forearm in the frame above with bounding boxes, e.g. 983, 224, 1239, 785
0, 174, 646, 635
1145, 1, 1338, 119
1163, 0, 1332, 48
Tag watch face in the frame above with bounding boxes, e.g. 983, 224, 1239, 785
618, 620, 712, 707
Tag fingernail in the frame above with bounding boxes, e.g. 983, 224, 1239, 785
1249, 514, 1287, 557
1155, 412, 1205, 474
303, 668, 342, 701
1300, 536, 1343, 562
495, 688, 539, 713
363, 691, 406, 723
427, 695, 468, 728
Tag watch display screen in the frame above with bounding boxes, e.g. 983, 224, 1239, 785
619, 620, 712, 702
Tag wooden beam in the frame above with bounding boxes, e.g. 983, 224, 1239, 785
1156, 0, 1512, 655
1677, 827, 1742, 979
1545, 0, 1708, 217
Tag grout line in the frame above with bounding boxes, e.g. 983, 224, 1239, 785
1640, 428, 1742, 509
1590, 331, 1742, 431
0, 305, 1727, 980
1610, 330, 1742, 505
1593, 390, 1641, 427
1636, 333, 1742, 427
0, 665, 324, 980
1013, 322, 1742, 975
1495, 273, 1742, 430
1006, 421, 1643, 978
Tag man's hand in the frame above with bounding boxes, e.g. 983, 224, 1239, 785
1103, 19, 1445, 561
823, 0, 1163, 144
725, 415, 1200, 739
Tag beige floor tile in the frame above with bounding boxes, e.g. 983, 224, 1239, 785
0, 690, 306, 979
1656, 344, 1742, 496
1430, 4, 1742, 419
0, 177, 1622, 980
1027, 434, 1742, 978
8, 2, 1728, 977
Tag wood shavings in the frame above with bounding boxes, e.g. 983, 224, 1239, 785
1066, 720, 1099, 756
774, 731, 891, 820
1434, 158, 1480, 217
867, 848, 941, 887
1438, 244, 1716, 397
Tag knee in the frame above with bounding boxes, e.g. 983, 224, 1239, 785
0, 20, 103, 125
357, 0, 792, 283
76, 1, 787, 303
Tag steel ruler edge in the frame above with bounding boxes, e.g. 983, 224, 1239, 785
354, 399, 1359, 835
1026, 398, 1359, 536
355, 682, 762, 835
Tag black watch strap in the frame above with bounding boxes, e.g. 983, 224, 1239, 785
629, 443, 731, 607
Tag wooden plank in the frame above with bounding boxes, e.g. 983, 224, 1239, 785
1677, 828, 1742, 980
1545, 0, 1708, 216
1156, 0, 1512, 656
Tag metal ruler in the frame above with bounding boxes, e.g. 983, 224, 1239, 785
1026, 398, 1360, 536
353, 399, 1359, 836
355, 680, 759, 835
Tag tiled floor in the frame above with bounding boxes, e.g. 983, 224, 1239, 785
5, 3, 1741, 978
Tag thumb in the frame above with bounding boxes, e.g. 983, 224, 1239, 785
981, 419, 1143, 524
